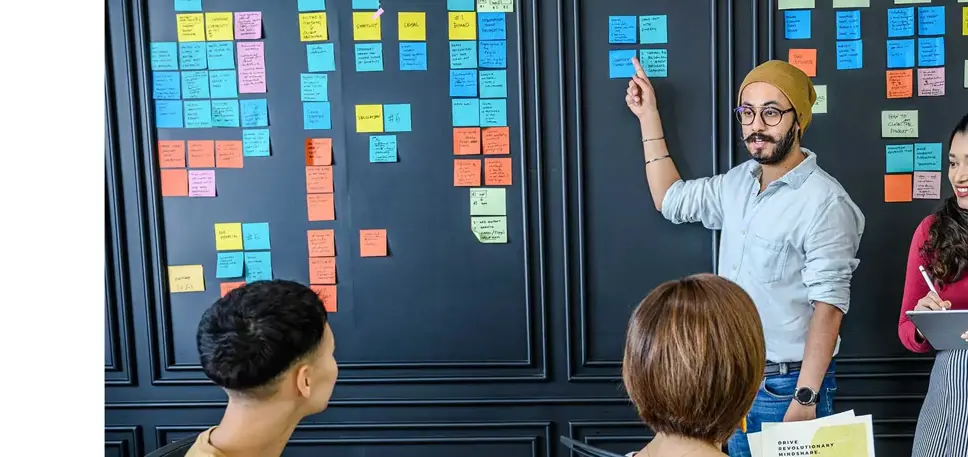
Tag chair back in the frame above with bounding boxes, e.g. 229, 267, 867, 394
144, 434, 197, 457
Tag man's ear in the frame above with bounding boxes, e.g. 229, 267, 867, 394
295, 364, 312, 398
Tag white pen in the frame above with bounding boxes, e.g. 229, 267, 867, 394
918, 265, 945, 311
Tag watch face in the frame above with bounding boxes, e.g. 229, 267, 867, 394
795, 387, 814, 404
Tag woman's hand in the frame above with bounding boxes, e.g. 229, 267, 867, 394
913, 291, 951, 311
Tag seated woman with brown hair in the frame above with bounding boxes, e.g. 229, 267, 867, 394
623, 274, 766, 457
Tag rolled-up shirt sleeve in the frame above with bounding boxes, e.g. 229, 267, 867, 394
801, 196, 865, 313
659, 176, 725, 230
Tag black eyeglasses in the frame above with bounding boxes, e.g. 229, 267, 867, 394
734, 106, 795, 127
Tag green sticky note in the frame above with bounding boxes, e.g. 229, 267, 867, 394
964, 61, 968, 88
812, 85, 827, 114
893, 0, 930, 3
470, 188, 506, 216
881, 110, 919, 138
471, 216, 508, 243
832, 0, 869, 7
778, 0, 814, 9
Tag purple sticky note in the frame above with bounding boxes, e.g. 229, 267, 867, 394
237, 42, 267, 93
188, 170, 216, 197
235, 12, 262, 40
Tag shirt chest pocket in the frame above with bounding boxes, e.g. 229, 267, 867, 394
744, 234, 791, 283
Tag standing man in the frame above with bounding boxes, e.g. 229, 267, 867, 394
624, 58, 865, 457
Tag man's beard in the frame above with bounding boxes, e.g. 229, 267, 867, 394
745, 124, 796, 165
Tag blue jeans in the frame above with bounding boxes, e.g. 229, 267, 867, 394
725, 362, 838, 457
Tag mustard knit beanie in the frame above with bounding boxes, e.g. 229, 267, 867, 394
738, 60, 817, 134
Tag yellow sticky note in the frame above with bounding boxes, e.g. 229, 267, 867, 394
353, 12, 382, 41
812, 85, 827, 114
214, 223, 244, 250
778, 0, 815, 9
963, 7, 967, 35
355, 105, 384, 133
881, 110, 919, 138
205, 12, 233, 41
177, 14, 205, 42
398, 12, 427, 41
168, 265, 205, 293
300, 12, 328, 41
449, 12, 477, 40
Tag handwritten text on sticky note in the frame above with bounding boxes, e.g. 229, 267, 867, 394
169, 265, 205, 292
881, 110, 919, 138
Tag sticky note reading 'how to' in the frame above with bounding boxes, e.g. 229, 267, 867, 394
881, 110, 918, 138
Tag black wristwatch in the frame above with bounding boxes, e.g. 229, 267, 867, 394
794, 386, 818, 406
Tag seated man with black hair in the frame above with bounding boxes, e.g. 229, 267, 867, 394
186, 279, 337, 457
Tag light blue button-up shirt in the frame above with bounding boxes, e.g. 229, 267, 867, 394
660, 149, 865, 362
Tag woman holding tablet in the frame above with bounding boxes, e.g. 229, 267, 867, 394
897, 113, 968, 457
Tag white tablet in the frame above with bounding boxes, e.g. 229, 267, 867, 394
905, 309, 968, 351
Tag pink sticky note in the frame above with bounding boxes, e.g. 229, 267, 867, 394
237, 42, 267, 94
188, 170, 216, 197
917, 68, 945, 97
373, 7, 384, 19
913, 172, 941, 200
234, 12, 262, 40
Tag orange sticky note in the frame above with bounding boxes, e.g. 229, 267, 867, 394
220, 281, 246, 297
309, 257, 337, 284
161, 169, 189, 196
884, 174, 912, 203
484, 157, 512, 186
187, 140, 216, 168
215, 141, 244, 168
482, 127, 510, 155
308, 193, 335, 221
788, 49, 817, 77
886, 70, 913, 99
306, 166, 334, 193
454, 128, 481, 155
311, 285, 337, 312
306, 138, 333, 165
360, 229, 388, 257
308, 229, 336, 257
454, 159, 482, 186
159, 140, 186, 168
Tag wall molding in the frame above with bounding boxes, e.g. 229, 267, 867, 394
105, 426, 143, 457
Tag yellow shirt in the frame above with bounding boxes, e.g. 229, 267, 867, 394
185, 426, 227, 457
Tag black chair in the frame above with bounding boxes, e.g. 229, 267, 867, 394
560, 436, 627, 457
144, 434, 197, 457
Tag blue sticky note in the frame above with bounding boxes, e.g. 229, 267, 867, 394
452, 99, 481, 127
369, 135, 398, 162
150, 42, 178, 71
609, 50, 636, 79
240, 99, 268, 127
384, 104, 412, 132
836, 40, 862, 71
243, 251, 272, 282
216, 252, 244, 279
479, 40, 506, 68
917, 37, 944, 67
206, 42, 234, 70
155, 100, 183, 128
174, 0, 201, 11
304, 102, 332, 130
784, 10, 810, 40
352, 0, 379, 9
242, 223, 271, 250
480, 99, 507, 127
914, 143, 942, 171
479, 13, 506, 41
835, 10, 861, 41
639, 15, 668, 44
450, 69, 478, 97
307, 43, 336, 72
887, 7, 914, 38
448, 0, 475, 11
886, 39, 915, 69
152, 72, 181, 100
450, 41, 477, 69
211, 99, 240, 127
480, 70, 507, 98
209, 70, 238, 99
355, 43, 384, 72
298, 0, 325, 11
885, 144, 914, 173
181, 71, 210, 99
917, 6, 944, 36
242, 129, 270, 156
400, 43, 428, 71
179, 42, 206, 70
608, 16, 637, 44
184, 100, 212, 128
301, 74, 328, 101
641, 49, 668, 78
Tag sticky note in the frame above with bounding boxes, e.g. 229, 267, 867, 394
832, 0, 869, 6
812, 85, 827, 114
215, 141, 244, 168
159, 141, 186, 168
886, 39, 915, 68
964, 61, 968, 88
179, 42, 207, 70
209, 71, 238, 99
176, 14, 205, 42
835, 10, 861, 40
309, 257, 337, 284
355, 43, 384, 72
242, 129, 271, 156
369, 135, 398, 162
484, 157, 512, 185
215, 223, 244, 250
479, 13, 506, 41
480, 70, 507, 98
483, 127, 510, 154
399, 12, 426, 41
455, 159, 482, 186
454, 128, 481, 155
308, 229, 336, 257
220, 281, 246, 297
188, 170, 216, 196
608, 16, 637, 44
477, 0, 514, 12
480, 99, 507, 127
609, 49, 636, 79
449, 0, 475, 10
181, 70, 210, 99
470, 188, 507, 216
384, 104, 412, 132
917, 67, 944, 97
787, 49, 816, 77
240, 99, 268, 127
150, 42, 178, 70
304, 102, 333, 130
237, 42, 267, 93
881, 110, 918, 138
450, 41, 478, 69
175, 0, 201, 12
206, 42, 234, 69
400, 42, 428, 70
917, 37, 944, 67
301, 73, 329, 101
784, 10, 811, 40
894, 0, 931, 3
360, 229, 388, 257
306, 166, 334, 193
480, 40, 507, 68
913, 172, 941, 199
187, 140, 215, 168
152, 72, 180, 100
300, 12, 329, 41
205, 12, 234, 41
449, 12, 477, 40
241, 222, 271, 250
356, 104, 384, 132
216, 253, 244, 278
353, 12, 381, 40
886, 69, 913, 99
964, 6, 968, 36
168, 265, 205, 292
307, 194, 336, 221
155, 101, 183, 128
884, 174, 913, 203
243, 251, 273, 282
235, 12, 262, 40
452, 99, 481, 127
915, 143, 942, 171
312, 285, 337, 312
352, 0, 379, 8
471, 217, 508, 243
885, 144, 914, 172
161, 169, 188, 196
306, 138, 333, 166
778, 0, 815, 9
451, 69, 479, 97
184, 100, 213, 128
307, 43, 336, 72
887, 7, 915, 37
299, 0, 326, 11
836, 40, 862, 70
639, 15, 668, 44
917, 6, 944, 35
641, 49, 669, 78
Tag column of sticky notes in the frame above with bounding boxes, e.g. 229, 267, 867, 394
606, 13, 669, 80
210, 222, 272, 296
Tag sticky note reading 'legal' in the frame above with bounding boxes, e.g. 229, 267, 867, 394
470, 188, 507, 216
884, 174, 913, 203
886, 69, 913, 98
215, 223, 244, 250
399, 12, 426, 41
471, 217, 508, 243
881, 110, 918, 138
812, 85, 827, 114
242, 222, 271, 250
216, 252, 244, 279
788, 49, 817, 77
917, 68, 944, 96
913, 172, 941, 199
169, 265, 205, 292
360, 229, 388, 257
